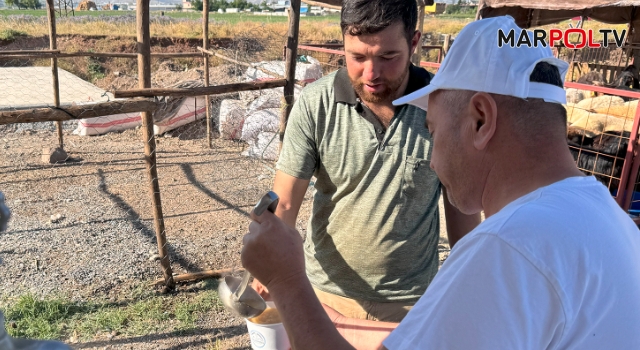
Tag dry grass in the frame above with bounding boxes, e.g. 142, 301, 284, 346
0, 13, 630, 42
0, 16, 343, 41
422, 17, 473, 36
0, 16, 474, 43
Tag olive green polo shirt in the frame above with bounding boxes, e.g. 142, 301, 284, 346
277, 65, 441, 302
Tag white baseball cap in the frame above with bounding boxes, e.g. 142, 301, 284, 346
393, 16, 569, 110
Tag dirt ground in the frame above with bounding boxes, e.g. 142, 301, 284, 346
1, 34, 452, 349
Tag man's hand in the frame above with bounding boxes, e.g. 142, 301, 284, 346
242, 208, 354, 350
251, 278, 272, 301
242, 208, 306, 292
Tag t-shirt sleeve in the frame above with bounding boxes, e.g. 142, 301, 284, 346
276, 92, 318, 180
383, 234, 565, 350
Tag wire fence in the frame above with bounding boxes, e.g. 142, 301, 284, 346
297, 39, 640, 228
0, 6, 304, 301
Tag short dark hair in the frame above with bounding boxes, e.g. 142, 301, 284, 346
491, 61, 567, 140
528, 61, 567, 124
340, 0, 418, 44
529, 61, 563, 89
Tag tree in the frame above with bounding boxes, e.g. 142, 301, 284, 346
19, 0, 42, 9
190, 0, 203, 10
190, 0, 260, 12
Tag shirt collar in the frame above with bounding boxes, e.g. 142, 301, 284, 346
333, 64, 433, 105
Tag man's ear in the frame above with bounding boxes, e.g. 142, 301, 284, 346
411, 30, 421, 55
468, 92, 497, 151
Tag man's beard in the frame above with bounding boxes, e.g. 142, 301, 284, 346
350, 64, 409, 104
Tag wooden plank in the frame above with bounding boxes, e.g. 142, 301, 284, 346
0, 52, 203, 59
198, 47, 283, 79
301, 0, 340, 10
0, 49, 60, 55
150, 268, 241, 286
0, 99, 158, 125
114, 79, 287, 98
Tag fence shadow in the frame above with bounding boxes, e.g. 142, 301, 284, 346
74, 325, 248, 349
179, 163, 251, 218
96, 168, 202, 273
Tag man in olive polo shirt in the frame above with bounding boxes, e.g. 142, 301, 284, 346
262, 0, 480, 322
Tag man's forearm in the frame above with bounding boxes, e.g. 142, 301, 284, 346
269, 277, 355, 350
275, 202, 301, 228
272, 171, 310, 228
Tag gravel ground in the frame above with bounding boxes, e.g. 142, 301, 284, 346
1, 121, 451, 350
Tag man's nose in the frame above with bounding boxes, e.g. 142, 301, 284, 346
362, 60, 380, 82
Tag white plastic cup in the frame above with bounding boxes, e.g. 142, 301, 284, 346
245, 302, 291, 350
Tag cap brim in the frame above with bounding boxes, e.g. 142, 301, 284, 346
392, 84, 439, 111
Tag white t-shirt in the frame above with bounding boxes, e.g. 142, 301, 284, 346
384, 176, 640, 349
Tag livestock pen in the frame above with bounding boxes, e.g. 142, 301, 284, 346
0, 0, 311, 346
0, 0, 305, 297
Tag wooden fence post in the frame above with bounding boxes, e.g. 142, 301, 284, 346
203, 0, 213, 148
46, 0, 64, 149
443, 34, 451, 56
412, 0, 425, 66
280, 0, 301, 142
137, 0, 175, 291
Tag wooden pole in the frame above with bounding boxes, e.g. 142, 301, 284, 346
198, 47, 281, 79
203, 0, 212, 148
114, 79, 287, 98
46, 0, 64, 149
0, 51, 204, 59
150, 267, 240, 286
301, 0, 340, 11
281, 0, 301, 142
412, 0, 425, 66
442, 34, 451, 56
0, 99, 158, 125
0, 49, 60, 55
137, 0, 175, 291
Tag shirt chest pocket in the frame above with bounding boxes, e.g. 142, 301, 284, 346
401, 156, 439, 199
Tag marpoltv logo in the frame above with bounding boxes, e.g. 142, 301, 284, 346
498, 28, 627, 49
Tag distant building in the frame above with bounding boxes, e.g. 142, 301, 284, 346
425, 3, 446, 14
226, 7, 238, 13
182, 0, 192, 10
129, 2, 176, 11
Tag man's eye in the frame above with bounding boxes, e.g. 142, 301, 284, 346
381, 56, 396, 61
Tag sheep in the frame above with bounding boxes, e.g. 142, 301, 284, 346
567, 127, 629, 193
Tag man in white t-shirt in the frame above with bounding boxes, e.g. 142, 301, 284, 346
241, 16, 640, 349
